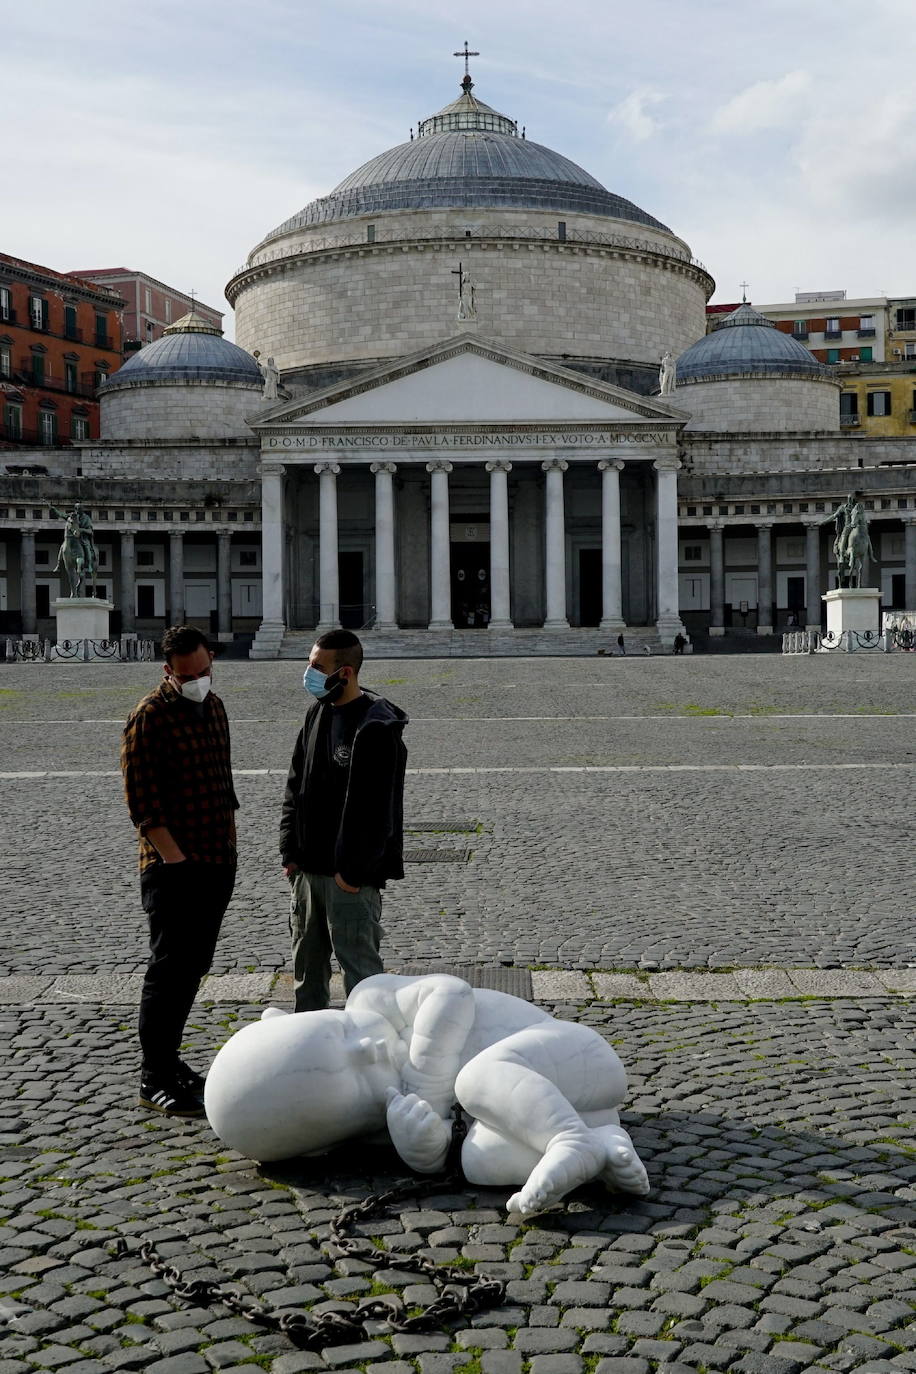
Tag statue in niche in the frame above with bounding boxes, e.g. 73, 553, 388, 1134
205, 973, 650, 1218
51, 501, 97, 596
658, 350, 676, 395
819, 491, 877, 588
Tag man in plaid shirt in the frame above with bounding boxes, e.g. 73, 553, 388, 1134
122, 624, 238, 1116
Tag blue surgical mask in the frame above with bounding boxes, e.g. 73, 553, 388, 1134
303, 665, 343, 701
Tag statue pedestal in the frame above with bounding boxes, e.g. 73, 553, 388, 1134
52, 597, 115, 659
820, 587, 883, 652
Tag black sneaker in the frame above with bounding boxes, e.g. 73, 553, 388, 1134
139, 1075, 206, 1118
175, 1060, 207, 1096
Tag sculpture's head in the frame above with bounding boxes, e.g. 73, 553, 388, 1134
204, 1007, 398, 1162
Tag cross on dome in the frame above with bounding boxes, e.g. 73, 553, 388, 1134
453, 40, 480, 92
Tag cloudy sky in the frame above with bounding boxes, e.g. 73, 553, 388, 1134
6, 0, 913, 335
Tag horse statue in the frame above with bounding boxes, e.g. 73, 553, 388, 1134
53, 514, 88, 597
842, 501, 877, 589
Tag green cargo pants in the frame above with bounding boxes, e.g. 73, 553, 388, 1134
288, 871, 384, 1011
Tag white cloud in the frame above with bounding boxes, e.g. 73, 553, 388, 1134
710, 70, 811, 135
607, 89, 666, 142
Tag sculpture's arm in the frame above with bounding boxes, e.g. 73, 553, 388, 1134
400, 976, 476, 1118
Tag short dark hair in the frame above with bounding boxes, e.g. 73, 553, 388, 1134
314, 629, 363, 674
161, 624, 211, 663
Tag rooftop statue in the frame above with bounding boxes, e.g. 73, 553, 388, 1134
51, 501, 97, 597
205, 973, 650, 1218
659, 350, 676, 396
819, 491, 877, 589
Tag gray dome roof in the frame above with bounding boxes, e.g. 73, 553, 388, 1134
102, 311, 262, 390
677, 303, 829, 383
262, 81, 669, 241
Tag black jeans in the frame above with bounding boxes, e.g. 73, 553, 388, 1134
138, 860, 236, 1079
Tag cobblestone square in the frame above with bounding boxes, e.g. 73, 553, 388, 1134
1, 653, 914, 1372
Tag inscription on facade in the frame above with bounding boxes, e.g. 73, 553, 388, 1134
262, 429, 673, 452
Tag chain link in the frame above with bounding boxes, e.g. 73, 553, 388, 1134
110, 1112, 506, 1351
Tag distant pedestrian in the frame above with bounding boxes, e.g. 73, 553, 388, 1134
673, 632, 687, 655
121, 625, 238, 1117
280, 630, 408, 1011
616, 633, 625, 655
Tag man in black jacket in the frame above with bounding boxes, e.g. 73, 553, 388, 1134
280, 630, 408, 1011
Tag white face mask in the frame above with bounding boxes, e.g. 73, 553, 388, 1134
173, 675, 211, 703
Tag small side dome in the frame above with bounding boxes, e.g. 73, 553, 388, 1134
102, 311, 262, 390
677, 303, 828, 384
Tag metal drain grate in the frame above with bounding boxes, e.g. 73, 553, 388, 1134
404, 847, 471, 863
405, 820, 479, 833
396, 963, 533, 1000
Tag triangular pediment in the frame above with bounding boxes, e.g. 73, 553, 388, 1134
251, 335, 687, 428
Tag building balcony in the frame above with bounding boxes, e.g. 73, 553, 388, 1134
0, 306, 17, 324
857, 328, 876, 338
13, 365, 98, 399
908, 410, 916, 424
792, 329, 809, 340
0, 423, 73, 447
64, 326, 83, 342
0, 313, 117, 350
840, 414, 861, 427
824, 329, 842, 340
94, 334, 112, 350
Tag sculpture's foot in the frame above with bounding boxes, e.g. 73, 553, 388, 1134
596, 1126, 651, 1197
385, 1089, 451, 1173
506, 1131, 606, 1218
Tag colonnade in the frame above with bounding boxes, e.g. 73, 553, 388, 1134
260, 456, 684, 634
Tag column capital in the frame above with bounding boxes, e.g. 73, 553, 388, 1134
755, 519, 775, 531
314, 461, 341, 476
541, 458, 568, 473
485, 459, 512, 473
426, 460, 453, 474
169, 529, 183, 542
370, 461, 398, 475
707, 519, 724, 532
652, 456, 681, 473
261, 462, 286, 477
901, 513, 916, 525
598, 459, 625, 473
801, 517, 823, 529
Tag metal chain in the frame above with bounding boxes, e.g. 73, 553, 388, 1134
110, 1111, 505, 1351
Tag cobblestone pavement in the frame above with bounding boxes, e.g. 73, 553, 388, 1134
2, 655, 915, 1371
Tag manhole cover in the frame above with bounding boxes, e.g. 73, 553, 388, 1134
404, 848, 471, 863
405, 820, 478, 833
396, 963, 533, 1000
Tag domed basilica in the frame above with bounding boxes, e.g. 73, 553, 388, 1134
18, 59, 916, 653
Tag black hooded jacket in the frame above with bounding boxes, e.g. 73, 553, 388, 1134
279, 691, 408, 888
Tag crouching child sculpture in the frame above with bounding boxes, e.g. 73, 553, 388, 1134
205, 974, 650, 1217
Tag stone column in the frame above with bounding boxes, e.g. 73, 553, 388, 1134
20, 530, 36, 635
315, 462, 341, 630
427, 460, 454, 630
756, 521, 774, 634
371, 462, 398, 630
708, 521, 725, 636
905, 517, 916, 609
168, 531, 185, 627
804, 520, 821, 631
217, 531, 232, 640
119, 529, 136, 635
257, 461, 286, 638
653, 456, 685, 641
541, 459, 569, 628
597, 459, 625, 630
487, 460, 513, 630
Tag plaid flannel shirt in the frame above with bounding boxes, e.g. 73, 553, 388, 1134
121, 679, 239, 873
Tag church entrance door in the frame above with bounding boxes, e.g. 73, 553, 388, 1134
451, 541, 490, 628
578, 548, 602, 626
339, 551, 365, 628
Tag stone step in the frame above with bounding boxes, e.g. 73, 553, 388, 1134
275, 627, 666, 659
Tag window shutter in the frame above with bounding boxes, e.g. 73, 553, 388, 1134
41, 299, 49, 330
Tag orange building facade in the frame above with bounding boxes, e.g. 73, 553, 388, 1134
0, 253, 124, 449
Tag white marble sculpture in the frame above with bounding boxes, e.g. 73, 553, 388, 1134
260, 355, 280, 401
205, 973, 649, 1217
659, 350, 676, 395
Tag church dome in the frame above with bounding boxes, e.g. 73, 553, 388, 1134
101, 311, 262, 390
676, 303, 828, 384
260, 78, 669, 242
